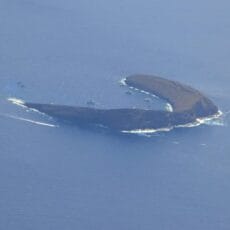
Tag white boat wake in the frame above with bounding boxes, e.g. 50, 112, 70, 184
0, 113, 58, 127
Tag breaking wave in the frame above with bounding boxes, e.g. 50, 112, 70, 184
7, 96, 226, 135
122, 110, 224, 135
6, 97, 58, 128
120, 77, 225, 135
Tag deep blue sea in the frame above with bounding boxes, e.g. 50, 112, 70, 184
0, 0, 230, 229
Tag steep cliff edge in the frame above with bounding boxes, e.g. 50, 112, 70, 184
125, 75, 218, 117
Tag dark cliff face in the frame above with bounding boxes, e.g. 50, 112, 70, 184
191, 98, 218, 118
24, 75, 219, 131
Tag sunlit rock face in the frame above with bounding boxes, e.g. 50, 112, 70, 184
125, 75, 218, 116
23, 75, 219, 132
124, 75, 218, 129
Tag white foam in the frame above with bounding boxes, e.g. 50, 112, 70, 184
141, 90, 149, 94
121, 110, 224, 135
165, 103, 173, 112
122, 127, 172, 134
119, 78, 127, 86
196, 110, 224, 126
26, 107, 47, 116
175, 110, 224, 128
8, 97, 49, 117
8, 97, 26, 108
131, 86, 159, 98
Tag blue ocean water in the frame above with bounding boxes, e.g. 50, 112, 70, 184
0, 0, 230, 229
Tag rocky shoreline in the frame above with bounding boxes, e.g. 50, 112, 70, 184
24, 75, 219, 132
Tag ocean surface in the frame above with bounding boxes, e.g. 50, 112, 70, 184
0, 0, 230, 229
